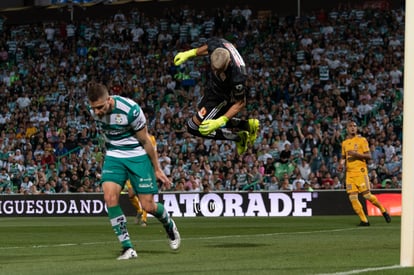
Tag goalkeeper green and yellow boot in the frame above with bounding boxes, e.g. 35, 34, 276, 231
248, 119, 259, 146
236, 131, 249, 155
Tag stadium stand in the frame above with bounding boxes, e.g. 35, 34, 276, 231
0, 1, 404, 194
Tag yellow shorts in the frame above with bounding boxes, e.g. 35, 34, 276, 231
346, 173, 369, 194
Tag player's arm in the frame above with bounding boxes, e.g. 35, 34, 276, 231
225, 76, 247, 119
347, 138, 372, 161
222, 99, 246, 120
199, 99, 245, 135
135, 127, 170, 185
339, 157, 346, 171
348, 150, 372, 161
194, 44, 208, 56
174, 45, 208, 65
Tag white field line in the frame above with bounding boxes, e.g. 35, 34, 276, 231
313, 264, 405, 275
0, 226, 405, 274
0, 225, 397, 250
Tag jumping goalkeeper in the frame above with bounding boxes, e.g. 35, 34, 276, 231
174, 37, 259, 155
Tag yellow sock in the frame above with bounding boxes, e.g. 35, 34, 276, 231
129, 196, 143, 214
364, 193, 386, 213
142, 211, 147, 223
349, 194, 368, 223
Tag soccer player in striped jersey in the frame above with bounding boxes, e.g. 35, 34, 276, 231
340, 120, 391, 226
87, 83, 180, 260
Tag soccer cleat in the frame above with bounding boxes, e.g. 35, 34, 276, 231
248, 119, 259, 145
358, 221, 370, 226
117, 247, 138, 260
135, 212, 148, 226
236, 131, 249, 155
134, 213, 142, 225
382, 211, 391, 223
166, 219, 181, 250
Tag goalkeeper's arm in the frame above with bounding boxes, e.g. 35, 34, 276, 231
174, 45, 208, 65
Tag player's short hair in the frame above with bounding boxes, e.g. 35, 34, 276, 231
87, 82, 109, 101
346, 120, 359, 131
211, 48, 230, 71
347, 119, 358, 126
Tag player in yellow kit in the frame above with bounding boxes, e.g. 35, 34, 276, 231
340, 120, 391, 226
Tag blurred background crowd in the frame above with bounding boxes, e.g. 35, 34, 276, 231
0, 1, 404, 194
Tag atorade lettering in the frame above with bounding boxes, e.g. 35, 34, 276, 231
0, 193, 315, 217
162, 192, 313, 217
0, 199, 105, 215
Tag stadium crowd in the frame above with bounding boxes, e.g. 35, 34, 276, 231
0, 2, 404, 194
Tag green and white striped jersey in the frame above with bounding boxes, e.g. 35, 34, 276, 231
88, 96, 147, 158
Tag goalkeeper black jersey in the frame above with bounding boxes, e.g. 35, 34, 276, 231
206, 37, 247, 102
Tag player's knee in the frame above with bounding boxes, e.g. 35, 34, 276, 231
348, 194, 358, 202
187, 119, 202, 137
363, 192, 372, 200
141, 202, 156, 213
187, 124, 199, 136
104, 193, 120, 207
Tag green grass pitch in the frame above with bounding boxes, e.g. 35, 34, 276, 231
0, 216, 412, 275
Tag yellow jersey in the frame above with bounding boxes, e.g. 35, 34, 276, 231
341, 135, 369, 176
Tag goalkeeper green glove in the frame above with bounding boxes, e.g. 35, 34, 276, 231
174, 49, 197, 65
199, 116, 229, 135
